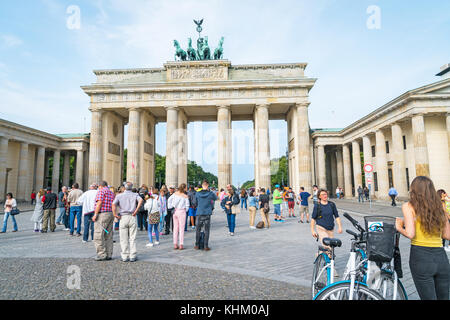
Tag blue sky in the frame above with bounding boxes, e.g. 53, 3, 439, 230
1, 0, 449, 185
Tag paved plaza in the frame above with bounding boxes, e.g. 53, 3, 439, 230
0, 199, 448, 300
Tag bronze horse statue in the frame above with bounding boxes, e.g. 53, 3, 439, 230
173, 40, 187, 61
187, 38, 197, 60
214, 36, 224, 59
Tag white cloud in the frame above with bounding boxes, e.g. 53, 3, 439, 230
1, 34, 23, 47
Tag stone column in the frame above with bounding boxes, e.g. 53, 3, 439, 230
317, 145, 326, 188
88, 109, 103, 184
297, 103, 312, 193
52, 150, 61, 193
17, 142, 29, 201
62, 152, 71, 188
165, 106, 179, 188
127, 108, 141, 185
411, 114, 430, 177
352, 140, 362, 191
342, 144, 353, 199
330, 150, 338, 196
255, 104, 271, 189
447, 113, 450, 162
336, 147, 344, 190
362, 135, 374, 196
177, 110, 188, 186
375, 129, 389, 200
218, 105, 232, 190
0, 137, 9, 202
75, 150, 84, 189
391, 123, 408, 197
35, 146, 46, 190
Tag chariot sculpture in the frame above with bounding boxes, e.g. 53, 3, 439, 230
173, 19, 224, 61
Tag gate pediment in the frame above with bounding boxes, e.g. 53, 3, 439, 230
164, 60, 230, 82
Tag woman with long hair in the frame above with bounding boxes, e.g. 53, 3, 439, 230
30, 188, 45, 232
158, 188, 167, 235
396, 176, 450, 300
167, 183, 190, 250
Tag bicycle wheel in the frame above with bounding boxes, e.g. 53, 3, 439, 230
314, 282, 384, 300
311, 253, 329, 298
376, 272, 408, 300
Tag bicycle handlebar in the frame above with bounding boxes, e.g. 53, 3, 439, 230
343, 212, 365, 233
346, 229, 359, 238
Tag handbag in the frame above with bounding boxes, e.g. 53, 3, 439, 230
10, 207, 20, 216
231, 205, 239, 214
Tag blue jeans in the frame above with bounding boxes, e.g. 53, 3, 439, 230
226, 214, 236, 233
56, 206, 65, 223
69, 206, 82, 234
240, 198, 247, 210
2, 211, 18, 232
274, 203, 281, 215
148, 223, 159, 242
83, 212, 94, 241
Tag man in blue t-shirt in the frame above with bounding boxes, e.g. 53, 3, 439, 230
298, 187, 311, 223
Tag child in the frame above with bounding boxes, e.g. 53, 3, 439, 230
144, 193, 160, 247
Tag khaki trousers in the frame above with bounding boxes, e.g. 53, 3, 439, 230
260, 208, 270, 228
119, 215, 137, 260
316, 225, 334, 250
249, 206, 257, 226
94, 212, 114, 259
42, 209, 56, 232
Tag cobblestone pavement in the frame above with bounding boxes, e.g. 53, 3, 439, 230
0, 201, 448, 300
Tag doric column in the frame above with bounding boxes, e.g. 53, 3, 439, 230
447, 113, 450, 162
352, 140, 362, 191
35, 146, 46, 190
88, 109, 103, 184
255, 104, 270, 189
362, 135, 374, 196
127, 108, 141, 185
0, 137, 9, 202
165, 106, 179, 188
330, 150, 338, 196
375, 129, 389, 200
411, 114, 430, 177
52, 150, 61, 193
391, 123, 408, 197
317, 144, 326, 188
177, 110, 188, 185
75, 150, 84, 189
17, 142, 29, 201
62, 152, 70, 188
296, 103, 312, 193
336, 147, 344, 190
342, 144, 352, 199
218, 105, 232, 190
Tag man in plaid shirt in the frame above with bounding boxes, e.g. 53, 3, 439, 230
93, 181, 116, 261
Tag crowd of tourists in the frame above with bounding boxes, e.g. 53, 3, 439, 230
1, 175, 450, 300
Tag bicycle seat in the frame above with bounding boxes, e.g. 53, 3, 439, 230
322, 238, 342, 248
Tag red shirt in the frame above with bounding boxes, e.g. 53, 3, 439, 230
31, 193, 36, 199
95, 187, 115, 213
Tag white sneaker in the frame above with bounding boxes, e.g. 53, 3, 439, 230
63, 228, 70, 231
249, 226, 256, 229
155, 241, 160, 245
146, 243, 154, 247
230, 232, 234, 236
82, 240, 87, 243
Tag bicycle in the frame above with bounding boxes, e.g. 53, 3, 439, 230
311, 235, 342, 298
313, 213, 407, 300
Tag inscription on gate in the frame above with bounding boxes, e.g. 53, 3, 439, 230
108, 141, 121, 156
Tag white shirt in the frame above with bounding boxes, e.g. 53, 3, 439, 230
76, 189, 98, 215
167, 194, 190, 211
144, 197, 160, 214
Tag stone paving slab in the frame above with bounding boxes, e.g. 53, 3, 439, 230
0, 202, 448, 300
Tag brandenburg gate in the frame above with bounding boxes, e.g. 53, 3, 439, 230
82, 59, 316, 191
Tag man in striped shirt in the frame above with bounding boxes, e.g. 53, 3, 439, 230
93, 181, 116, 261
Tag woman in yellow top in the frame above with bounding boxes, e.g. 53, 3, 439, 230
396, 176, 450, 300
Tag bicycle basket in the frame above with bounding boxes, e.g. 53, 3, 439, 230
364, 216, 396, 263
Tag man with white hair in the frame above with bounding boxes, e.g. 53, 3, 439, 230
112, 182, 143, 262
76, 183, 98, 243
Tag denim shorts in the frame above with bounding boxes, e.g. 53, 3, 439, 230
274, 204, 281, 215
